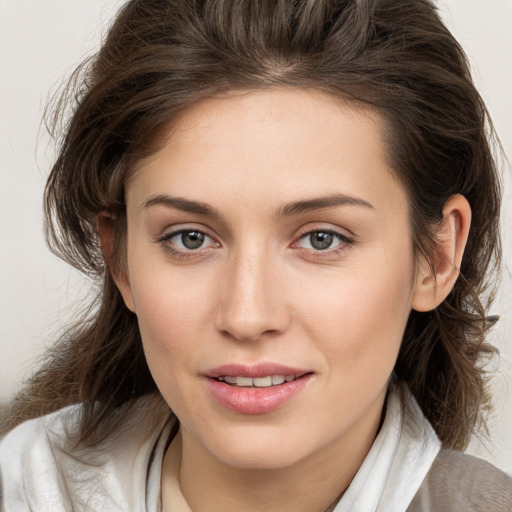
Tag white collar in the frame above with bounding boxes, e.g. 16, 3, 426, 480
333, 385, 441, 512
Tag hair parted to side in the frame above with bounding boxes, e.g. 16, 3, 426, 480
2, 0, 501, 450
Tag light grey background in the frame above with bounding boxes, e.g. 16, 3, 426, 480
1, 0, 511, 473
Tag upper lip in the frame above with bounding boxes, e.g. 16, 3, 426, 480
205, 363, 311, 379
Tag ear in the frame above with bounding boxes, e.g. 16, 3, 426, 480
96, 211, 136, 313
411, 195, 471, 312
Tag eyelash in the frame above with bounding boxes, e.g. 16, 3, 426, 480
156, 227, 354, 260
293, 229, 353, 259
156, 229, 218, 260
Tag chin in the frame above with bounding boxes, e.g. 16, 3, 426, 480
215, 446, 306, 471
198, 423, 321, 471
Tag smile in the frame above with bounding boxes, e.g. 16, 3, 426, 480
216, 375, 298, 387
206, 366, 313, 414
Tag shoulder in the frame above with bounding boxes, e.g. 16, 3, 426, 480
0, 395, 175, 512
0, 403, 82, 510
408, 448, 512, 512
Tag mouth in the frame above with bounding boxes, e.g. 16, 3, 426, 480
213, 374, 307, 388
205, 365, 313, 414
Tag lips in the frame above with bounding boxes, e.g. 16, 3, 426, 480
205, 363, 313, 414
217, 375, 297, 387
206, 363, 309, 379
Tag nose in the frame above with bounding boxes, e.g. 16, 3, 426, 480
215, 247, 290, 342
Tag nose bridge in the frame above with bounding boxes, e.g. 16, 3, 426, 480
216, 240, 287, 341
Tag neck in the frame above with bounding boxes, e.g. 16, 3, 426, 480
161, 392, 386, 512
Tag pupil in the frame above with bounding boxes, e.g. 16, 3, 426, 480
182, 231, 204, 249
310, 232, 333, 250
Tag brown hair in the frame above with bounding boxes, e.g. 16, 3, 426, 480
2, 0, 501, 450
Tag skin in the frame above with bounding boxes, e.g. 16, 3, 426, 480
103, 88, 470, 511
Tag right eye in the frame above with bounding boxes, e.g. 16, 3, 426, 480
297, 230, 345, 251
161, 229, 217, 251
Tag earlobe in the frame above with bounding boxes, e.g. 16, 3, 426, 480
411, 195, 471, 312
96, 211, 136, 313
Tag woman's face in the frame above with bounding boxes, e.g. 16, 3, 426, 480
120, 89, 422, 470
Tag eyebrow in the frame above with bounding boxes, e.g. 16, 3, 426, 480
274, 193, 374, 219
143, 195, 222, 219
143, 193, 374, 219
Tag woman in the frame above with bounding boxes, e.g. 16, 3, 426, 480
1, 0, 511, 510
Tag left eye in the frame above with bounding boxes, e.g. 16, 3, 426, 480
297, 230, 346, 251
166, 230, 215, 250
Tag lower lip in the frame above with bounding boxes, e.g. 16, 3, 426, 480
205, 375, 312, 415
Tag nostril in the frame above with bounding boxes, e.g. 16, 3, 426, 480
218, 326, 282, 342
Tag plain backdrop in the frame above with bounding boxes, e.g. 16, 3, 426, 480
1, 0, 511, 474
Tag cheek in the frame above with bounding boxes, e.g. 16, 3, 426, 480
134, 282, 209, 349
132, 277, 209, 416
127, 255, 217, 388
295, 250, 415, 373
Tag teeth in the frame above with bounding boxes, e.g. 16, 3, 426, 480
219, 375, 295, 387
236, 376, 253, 387
253, 376, 272, 387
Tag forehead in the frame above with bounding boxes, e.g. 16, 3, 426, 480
127, 88, 407, 217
